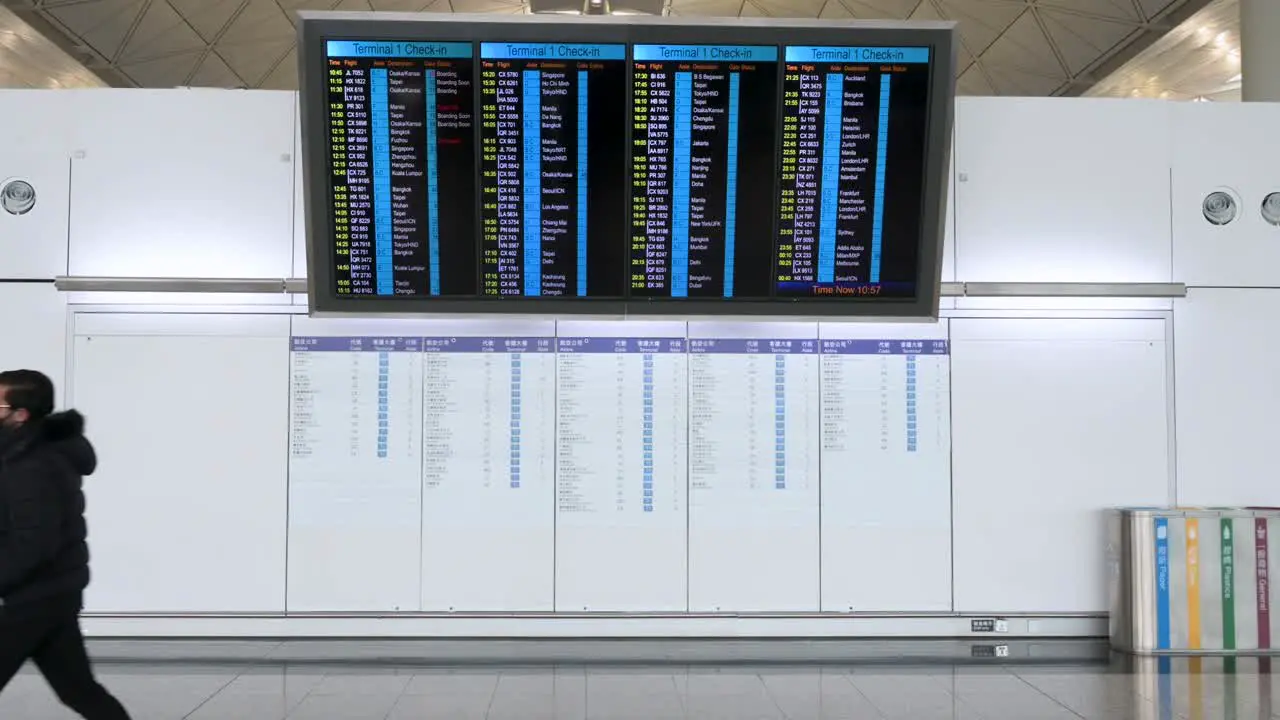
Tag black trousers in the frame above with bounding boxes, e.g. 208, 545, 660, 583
0, 598, 130, 720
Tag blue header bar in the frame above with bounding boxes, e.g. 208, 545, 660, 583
557, 337, 687, 354
633, 45, 778, 63
785, 45, 930, 64
820, 339, 948, 355
689, 339, 818, 355
481, 42, 626, 61
326, 40, 472, 59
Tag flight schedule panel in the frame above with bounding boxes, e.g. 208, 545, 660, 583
479, 43, 628, 299
326, 41, 478, 297
776, 46, 932, 299
629, 44, 779, 300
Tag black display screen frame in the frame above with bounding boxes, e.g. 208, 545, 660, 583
297, 12, 956, 318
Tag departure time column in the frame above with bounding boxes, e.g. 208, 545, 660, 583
336, 57, 375, 294
777, 67, 825, 286
327, 59, 360, 294
632, 61, 674, 294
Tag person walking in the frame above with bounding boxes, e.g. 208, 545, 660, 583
0, 369, 130, 719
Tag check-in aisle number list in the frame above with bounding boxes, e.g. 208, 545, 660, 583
420, 337, 556, 497
288, 335, 947, 513
689, 339, 819, 498
556, 337, 689, 520
820, 339, 949, 458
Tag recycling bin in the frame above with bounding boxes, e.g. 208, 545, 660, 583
1110, 507, 1280, 654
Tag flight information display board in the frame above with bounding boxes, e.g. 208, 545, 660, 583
300, 15, 957, 317
478, 43, 628, 298
628, 44, 779, 300
775, 45, 932, 299
326, 40, 477, 297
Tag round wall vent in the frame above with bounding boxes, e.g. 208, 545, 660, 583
0, 180, 36, 216
1202, 190, 1238, 226
1262, 192, 1280, 227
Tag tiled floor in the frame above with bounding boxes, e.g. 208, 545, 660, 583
0, 640, 1274, 719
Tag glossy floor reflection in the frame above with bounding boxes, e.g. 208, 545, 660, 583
0, 640, 1274, 719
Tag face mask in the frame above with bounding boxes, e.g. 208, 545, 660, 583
0, 416, 23, 444
0, 425, 18, 453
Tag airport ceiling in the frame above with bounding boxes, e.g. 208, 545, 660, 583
0, 0, 1217, 95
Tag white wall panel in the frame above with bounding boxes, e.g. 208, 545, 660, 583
951, 318, 1170, 614
71, 312, 289, 613
0, 92, 79, 279
939, 147, 956, 311
941, 142, 956, 285
0, 150, 70, 278
0, 283, 67, 395
292, 95, 307, 281
67, 90, 295, 279
954, 98, 1172, 283
0, 90, 79, 156
1174, 289, 1280, 506
1171, 103, 1280, 288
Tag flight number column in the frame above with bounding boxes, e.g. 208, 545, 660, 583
631, 64, 674, 293
777, 66, 823, 287
480, 63, 525, 296
326, 60, 357, 294
336, 60, 375, 294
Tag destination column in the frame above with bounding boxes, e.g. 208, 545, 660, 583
385, 61, 429, 294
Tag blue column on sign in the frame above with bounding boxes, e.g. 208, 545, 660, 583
671, 72, 693, 298
775, 353, 787, 489
905, 353, 917, 452
577, 71, 589, 298
370, 69, 394, 295
870, 73, 891, 283
723, 73, 740, 298
377, 350, 390, 458
642, 351, 655, 512
523, 70, 542, 296
817, 73, 843, 286
424, 70, 441, 296
510, 352, 522, 488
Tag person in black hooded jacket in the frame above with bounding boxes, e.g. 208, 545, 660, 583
0, 369, 130, 720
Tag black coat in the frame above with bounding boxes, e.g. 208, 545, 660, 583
0, 410, 95, 612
